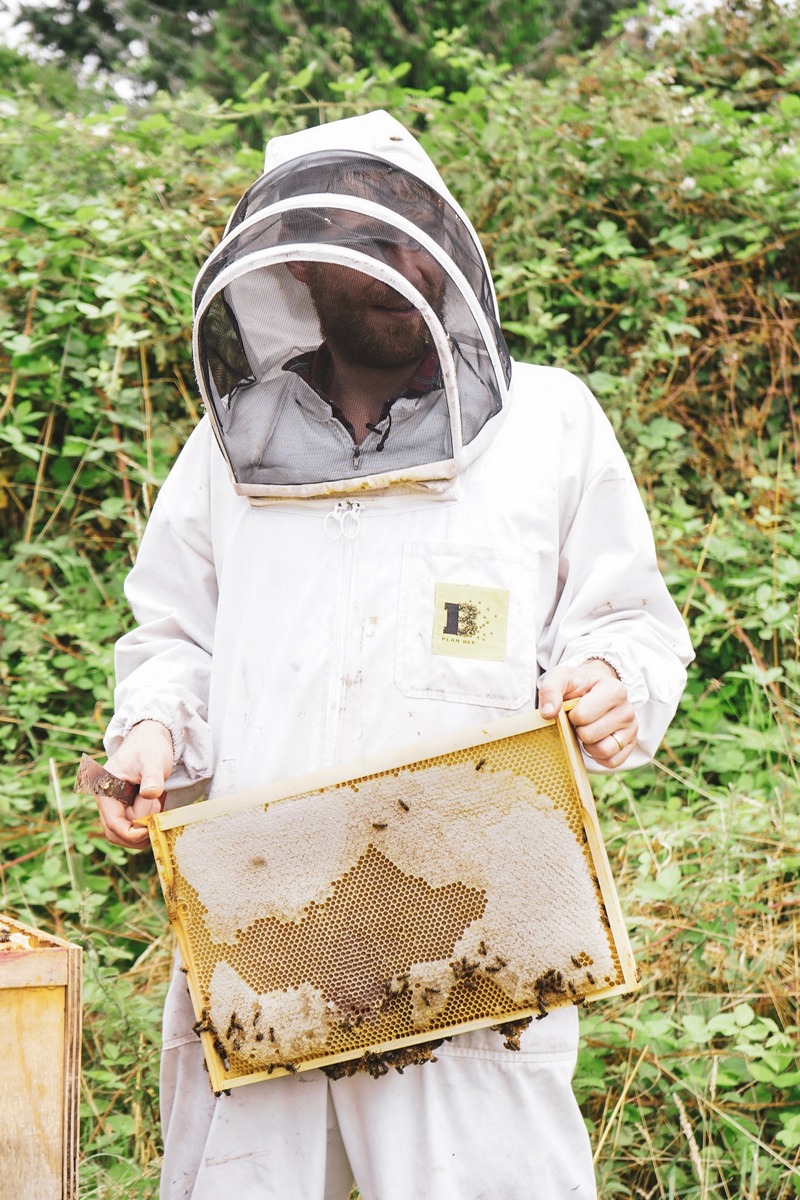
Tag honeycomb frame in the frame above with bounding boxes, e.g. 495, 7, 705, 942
146, 709, 638, 1093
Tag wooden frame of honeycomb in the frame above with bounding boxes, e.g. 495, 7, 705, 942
145, 709, 638, 1093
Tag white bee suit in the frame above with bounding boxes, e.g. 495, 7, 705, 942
105, 111, 693, 1200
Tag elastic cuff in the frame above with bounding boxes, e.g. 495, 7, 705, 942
558, 649, 648, 708
584, 655, 621, 681
122, 714, 183, 765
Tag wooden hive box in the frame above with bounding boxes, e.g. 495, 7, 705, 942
0, 915, 82, 1200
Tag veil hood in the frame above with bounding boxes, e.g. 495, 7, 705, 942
192, 110, 512, 501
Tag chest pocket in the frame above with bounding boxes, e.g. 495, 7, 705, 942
395, 542, 537, 709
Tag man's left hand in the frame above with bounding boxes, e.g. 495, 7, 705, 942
538, 659, 638, 768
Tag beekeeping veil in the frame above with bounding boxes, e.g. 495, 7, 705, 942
192, 110, 512, 500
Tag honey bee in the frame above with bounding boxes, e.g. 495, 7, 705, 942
212, 1034, 229, 1069
586, 972, 596, 986
478, 940, 488, 957
398, 799, 410, 812
492, 1017, 532, 1051
475, 758, 487, 771
372, 822, 388, 830
452, 955, 483, 993
192, 1009, 214, 1037
226, 1012, 245, 1040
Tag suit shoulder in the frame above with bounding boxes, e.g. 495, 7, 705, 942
507, 362, 609, 430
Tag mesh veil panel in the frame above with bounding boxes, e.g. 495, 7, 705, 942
222, 151, 490, 309
199, 254, 459, 487
194, 157, 512, 491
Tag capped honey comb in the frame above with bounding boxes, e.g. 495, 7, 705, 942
146, 709, 638, 1093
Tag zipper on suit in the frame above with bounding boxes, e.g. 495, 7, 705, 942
322, 501, 362, 765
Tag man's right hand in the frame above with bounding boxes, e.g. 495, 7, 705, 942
95, 719, 174, 849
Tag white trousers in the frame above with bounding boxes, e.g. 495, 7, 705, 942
160, 966, 597, 1200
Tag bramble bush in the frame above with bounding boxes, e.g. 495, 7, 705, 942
1, 4, 798, 1196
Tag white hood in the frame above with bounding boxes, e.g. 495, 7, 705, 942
192, 111, 512, 500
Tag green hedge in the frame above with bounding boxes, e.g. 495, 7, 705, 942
1, 6, 798, 1196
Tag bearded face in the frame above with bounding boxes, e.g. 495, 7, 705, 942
302, 259, 446, 370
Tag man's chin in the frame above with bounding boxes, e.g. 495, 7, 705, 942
329, 320, 431, 370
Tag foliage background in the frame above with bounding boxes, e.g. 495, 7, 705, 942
13, 0, 632, 96
0, 2, 798, 1196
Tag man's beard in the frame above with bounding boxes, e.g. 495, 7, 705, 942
306, 264, 445, 369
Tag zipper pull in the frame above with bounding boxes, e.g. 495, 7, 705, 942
353, 443, 362, 470
323, 500, 362, 540
340, 501, 362, 539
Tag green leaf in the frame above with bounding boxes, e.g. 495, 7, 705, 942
733, 1002, 756, 1028
682, 1014, 711, 1043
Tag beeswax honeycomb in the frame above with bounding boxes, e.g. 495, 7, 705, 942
149, 714, 637, 1091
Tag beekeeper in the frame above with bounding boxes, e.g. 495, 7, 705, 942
94, 111, 693, 1200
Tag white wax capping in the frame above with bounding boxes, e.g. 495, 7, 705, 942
174, 788, 354, 938
451, 798, 614, 1001
209, 961, 332, 1064
175, 761, 613, 998
0, 930, 33, 951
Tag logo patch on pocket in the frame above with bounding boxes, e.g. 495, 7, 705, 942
432, 584, 510, 662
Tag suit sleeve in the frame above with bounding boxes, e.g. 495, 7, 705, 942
104, 421, 219, 790
536, 381, 694, 770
